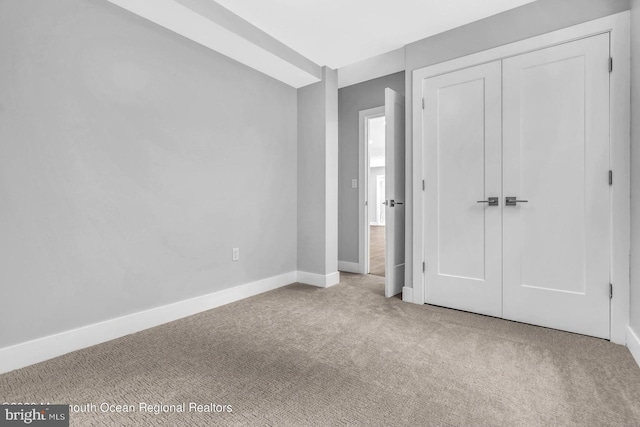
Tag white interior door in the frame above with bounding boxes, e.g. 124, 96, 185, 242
502, 34, 611, 338
423, 61, 503, 317
384, 88, 405, 298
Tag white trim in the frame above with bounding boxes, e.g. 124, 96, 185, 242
0, 271, 297, 375
412, 13, 627, 83
411, 65, 424, 306
359, 106, 385, 277
338, 48, 405, 88
402, 286, 413, 303
338, 261, 363, 274
627, 326, 640, 369
608, 12, 631, 345
297, 271, 341, 288
411, 12, 631, 344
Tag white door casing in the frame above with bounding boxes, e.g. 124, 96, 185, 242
414, 26, 621, 340
385, 88, 406, 298
411, 12, 629, 344
376, 175, 385, 225
502, 34, 611, 339
359, 106, 385, 275
422, 61, 503, 317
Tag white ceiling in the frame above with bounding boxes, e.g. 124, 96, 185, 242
107, 0, 538, 87
212, 0, 537, 69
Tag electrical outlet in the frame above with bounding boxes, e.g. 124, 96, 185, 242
232, 248, 240, 261
351, 179, 358, 188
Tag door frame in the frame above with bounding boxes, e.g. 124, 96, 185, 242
359, 106, 385, 275
410, 11, 630, 344
375, 174, 385, 226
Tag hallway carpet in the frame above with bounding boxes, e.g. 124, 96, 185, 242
1, 273, 640, 426
369, 225, 385, 277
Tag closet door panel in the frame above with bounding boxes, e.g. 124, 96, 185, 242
422, 61, 502, 317
502, 34, 611, 339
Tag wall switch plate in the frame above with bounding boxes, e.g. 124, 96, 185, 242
232, 248, 239, 261
351, 179, 358, 188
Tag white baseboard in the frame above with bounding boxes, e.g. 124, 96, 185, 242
338, 261, 363, 274
297, 271, 340, 288
627, 326, 640, 369
402, 286, 413, 303
0, 271, 297, 375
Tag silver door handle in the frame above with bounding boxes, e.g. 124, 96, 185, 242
477, 197, 499, 206
383, 200, 403, 207
505, 196, 528, 206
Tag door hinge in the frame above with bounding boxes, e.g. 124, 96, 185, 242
422, 179, 425, 191
422, 261, 425, 272
610, 283, 613, 299
609, 170, 613, 186
422, 98, 425, 110
609, 57, 613, 73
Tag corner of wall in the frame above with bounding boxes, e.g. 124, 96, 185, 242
325, 67, 339, 275
297, 67, 339, 277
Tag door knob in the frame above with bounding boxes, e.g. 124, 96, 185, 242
383, 200, 403, 207
505, 196, 528, 206
477, 197, 499, 206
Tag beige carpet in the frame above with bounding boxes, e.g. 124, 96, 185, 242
369, 225, 385, 277
1, 273, 640, 426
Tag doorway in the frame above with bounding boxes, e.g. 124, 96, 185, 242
359, 107, 385, 277
368, 115, 386, 277
358, 88, 406, 298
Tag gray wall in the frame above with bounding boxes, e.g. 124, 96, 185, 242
403, 0, 631, 288
369, 167, 386, 224
0, 0, 298, 348
631, 0, 640, 335
298, 67, 339, 275
338, 72, 405, 264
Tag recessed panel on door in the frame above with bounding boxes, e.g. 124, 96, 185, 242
423, 61, 502, 317
502, 34, 610, 338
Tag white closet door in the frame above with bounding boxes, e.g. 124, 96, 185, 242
502, 34, 611, 338
423, 61, 502, 317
